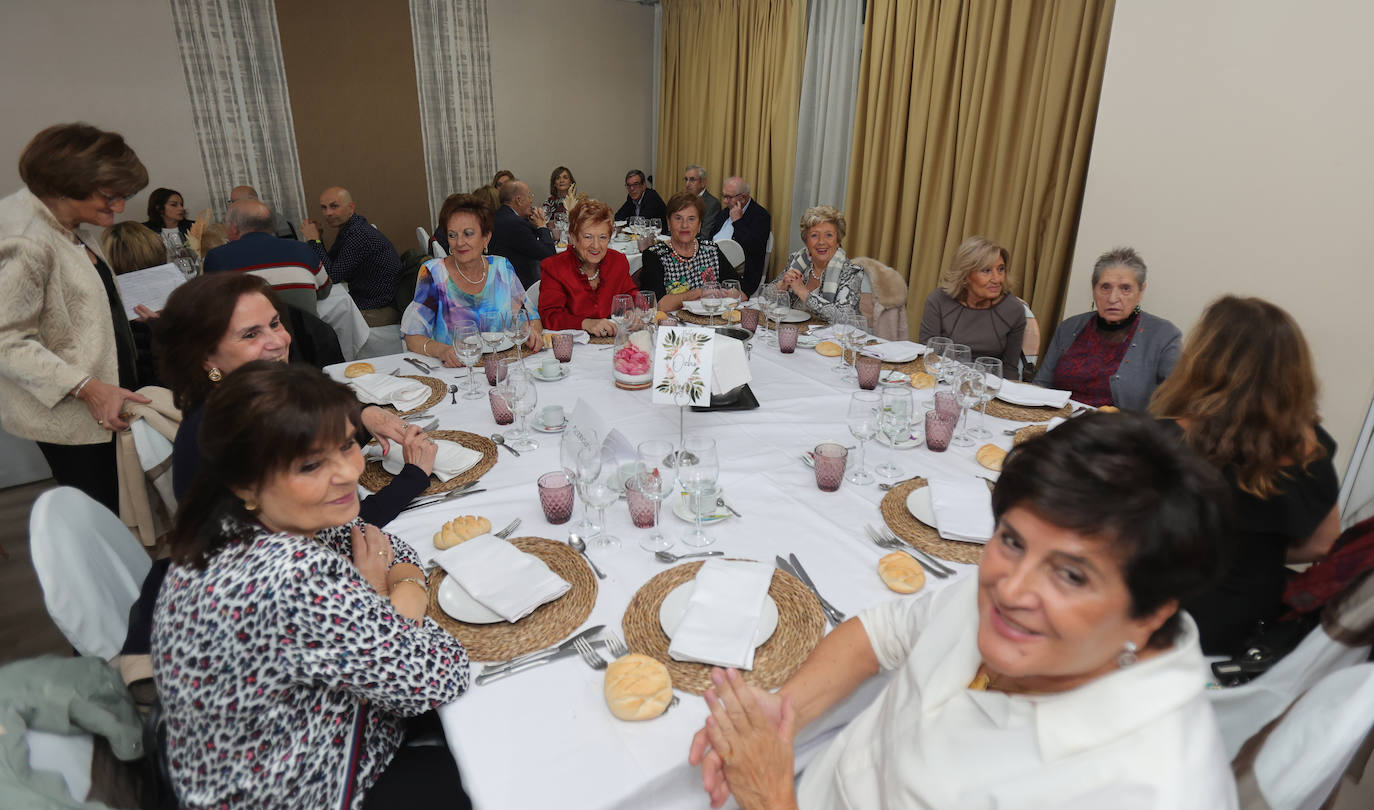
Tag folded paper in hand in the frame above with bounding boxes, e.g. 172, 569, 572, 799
928, 478, 995, 543
372, 439, 480, 482
434, 535, 570, 622
350, 373, 431, 410
113, 263, 185, 319
667, 559, 772, 669
995, 379, 1071, 408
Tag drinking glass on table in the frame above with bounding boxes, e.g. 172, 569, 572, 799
629, 439, 674, 551
926, 336, 952, 382
969, 357, 1002, 439
720, 280, 742, 324
700, 281, 723, 326
840, 314, 869, 382
610, 293, 634, 335
846, 391, 881, 486
765, 289, 790, 346
560, 426, 602, 536
583, 446, 622, 550
951, 365, 984, 448
453, 325, 484, 399
676, 436, 719, 547
875, 387, 913, 480
634, 290, 657, 328
501, 362, 538, 451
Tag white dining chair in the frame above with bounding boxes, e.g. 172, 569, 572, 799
716, 238, 745, 275
29, 486, 151, 660
431, 241, 448, 259
415, 226, 430, 254
525, 280, 541, 312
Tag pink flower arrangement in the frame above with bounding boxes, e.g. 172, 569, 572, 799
614, 343, 652, 376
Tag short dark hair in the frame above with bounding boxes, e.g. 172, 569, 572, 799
169, 361, 363, 569
438, 193, 494, 237
18, 123, 148, 200
991, 412, 1233, 648
665, 190, 705, 223
154, 273, 284, 410
625, 169, 647, 185
145, 187, 181, 222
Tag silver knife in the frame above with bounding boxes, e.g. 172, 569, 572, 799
405, 357, 434, 374
401, 486, 484, 513
477, 624, 605, 683
784, 554, 847, 626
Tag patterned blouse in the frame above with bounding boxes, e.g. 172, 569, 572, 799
542, 196, 568, 221
152, 519, 468, 809
639, 236, 740, 298
1050, 314, 1140, 407
400, 255, 534, 345
769, 247, 864, 323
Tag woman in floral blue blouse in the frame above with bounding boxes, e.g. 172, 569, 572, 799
152, 361, 469, 809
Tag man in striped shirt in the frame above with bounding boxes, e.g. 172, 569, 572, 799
204, 199, 332, 305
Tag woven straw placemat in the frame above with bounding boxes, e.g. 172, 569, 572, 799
673, 310, 742, 327
588, 335, 615, 345
983, 398, 1072, 423
621, 561, 826, 696
1013, 424, 1048, 445
374, 375, 446, 416
359, 430, 496, 495
425, 537, 597, 661
879, 354, 930, 378
879, 478, 987, 565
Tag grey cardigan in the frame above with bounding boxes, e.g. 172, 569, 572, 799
1033, 310, 1182, 411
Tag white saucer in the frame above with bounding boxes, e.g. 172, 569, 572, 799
904, 486, 937, 526
438, 576, 505, 624
671, 491, 732, 524
795, 333, 821, 347
777, 308, 811, 324
532, 416, 568, 433
876, 429, 923, 449
658, 582, 779, 646
527, 363, 569, 382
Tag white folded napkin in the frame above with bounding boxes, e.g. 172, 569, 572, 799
546, 329, 591, 345
928, 478, 995, 543
668, 559, 773, 669
349, 373, 431, 411
434, 535, 570, 622
371, 439, 480, 482
1044, 416, 1068, 432
807, 326, 836, 340
863, 340, 924, 363
996, 379, 1072, 408
710, 335, 752, 395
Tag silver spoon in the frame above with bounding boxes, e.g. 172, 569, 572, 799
654, 549, 724, 563
448, 384, 459, 405
567, 533, 606, 579
490, 433, 520, 457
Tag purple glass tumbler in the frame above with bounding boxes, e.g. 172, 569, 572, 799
934, 391, 959, 419
538, 472, 575, 524
551, 332, 574, 363
484, 353, 508, 386
924, 409, 957, 452
778, 323, 799, 353
813, 443, 848, 492
488, 389, 513, 425
856, 354, 882, 390
739, 306, 760, 334
626, 477, 657, 528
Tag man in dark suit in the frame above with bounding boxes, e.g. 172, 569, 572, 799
685, 164, 721, 231
488, 180, 556, 288
709, 176, 771, 294
614, 169, 667, 228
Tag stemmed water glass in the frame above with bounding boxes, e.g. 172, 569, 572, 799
875, 387, 913, 480
760, 289, 783, 346
630, 439, 674, 552
830, 316, 855, 376
610, 293, 634, 335
839, 314, 869, 382
634, 290, 657, 328
926, 336, 952, 382
969, 357, 1003, 439
583, 446, 622, 550
501, 362, 538, 451
951, 365, 984, 447
561, 426, 603, 538
846, 391, 881, 486
676, 436, 719, 547
480, 312, 506, 355
506, 309, 532, 363
699, 281, 723, 326
720, 280, 742, 325
454, 324, 484, 399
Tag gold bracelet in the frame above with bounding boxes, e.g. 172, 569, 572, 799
422, 338, 432, 357
393, 576, 428, 595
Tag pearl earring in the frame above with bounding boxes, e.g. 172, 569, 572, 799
243, 498, 258, 512
1117, 640, 1138, 668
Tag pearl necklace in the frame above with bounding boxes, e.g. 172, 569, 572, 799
451, 256, 488, 286
670, 240, 699, 262
580, 264, 601, 284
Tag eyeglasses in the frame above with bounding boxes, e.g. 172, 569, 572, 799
96, 191, 135, 204
625, 179, 645, 189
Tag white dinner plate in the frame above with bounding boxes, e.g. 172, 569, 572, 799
777, 308, 811, 323
480, 334, 515, 353
671, 492, 732, 524
904, 486, 937, 526
531, 416, 568, 433
438, 575, 505, 624
658, 581, 779, 647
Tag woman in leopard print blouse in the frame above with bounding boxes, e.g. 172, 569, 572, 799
152, 361, 469, 809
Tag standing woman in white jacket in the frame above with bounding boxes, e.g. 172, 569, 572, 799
0, 124, 150, 511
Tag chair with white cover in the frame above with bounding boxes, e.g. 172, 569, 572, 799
246, 265, 319, 316
525, 279, 541, 313
432, 241, 448, 259
762, 232, 774, 295
850, 257, 909, 341
1231, 663, 1374, 810
716, 238, 746, 279
415, 226, 430, 254
29, 486, 151, 660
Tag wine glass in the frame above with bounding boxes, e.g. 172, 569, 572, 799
634, 290, 657, 328
767, 289, 791, 346
720, 280, 742, 324
840, 314, 869, 382
951, 365, 983, 448
676, 436, 718, 547
454, 325, 484, 399
973, 357, 1003, 438
846, 391, 881, 486
610, 293, 634, 335
925, 336, 951, 381
502, 362, 538, 451
583, 446, 622, 550
561, 427, 603, 537
699, 281, 723, 326
505, 309, 532, 363
479, 312, 506, 355
630, 440, 674, 552
875, 387, 913, 480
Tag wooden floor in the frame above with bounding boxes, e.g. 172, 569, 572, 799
0, 479, 74, 663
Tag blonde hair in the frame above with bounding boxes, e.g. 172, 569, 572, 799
940, 235, 1011, 300
798, 205, 846, 243
100, 222, 165, 274
197, 223, 227, 257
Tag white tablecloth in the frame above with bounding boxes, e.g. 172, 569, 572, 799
316, 285, 370, 360
325, 337, 1059, 810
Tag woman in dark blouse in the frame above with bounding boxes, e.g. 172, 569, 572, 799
1034, 247, 1181, 410
1151, 296, 1340, 655
142, 186, 194, 237
639, 191, 744, 313
918, 235, 1025, 372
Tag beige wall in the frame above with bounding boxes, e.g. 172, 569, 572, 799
0, 0, 210, 225
487, 0, 657, 208
1067, 0, 1374, 474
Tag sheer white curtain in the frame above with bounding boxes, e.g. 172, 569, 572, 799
168, 0, 306, 226
788, 0, 864, 256
409, 0, 498, 225
1340, 394, 1374, 527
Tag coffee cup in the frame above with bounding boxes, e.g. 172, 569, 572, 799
541, 356, 562, 376
541, 405, 565, 426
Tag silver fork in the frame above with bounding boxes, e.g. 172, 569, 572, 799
573, 636, 608, 671
876, 525, 958, 577
864, 525, 949, 579
494, 518, 521, 539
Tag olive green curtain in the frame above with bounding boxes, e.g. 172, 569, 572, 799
657, 0, 807, 281
844, 0, 1115, 343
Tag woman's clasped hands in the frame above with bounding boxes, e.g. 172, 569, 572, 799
689, 667, 799, 810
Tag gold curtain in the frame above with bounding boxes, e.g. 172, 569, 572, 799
657, 0, 807, 281
844, 0, 1115, 343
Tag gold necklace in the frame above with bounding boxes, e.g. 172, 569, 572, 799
451, 255, 488, 286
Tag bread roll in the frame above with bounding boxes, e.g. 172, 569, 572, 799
432, 515, 492, 549
976, 444, 1007, 471
815, 340, 842, 357
603, 654, 674, 721
1097, 405, 1120, 414
723, 309, 741, 323
878, 552, 925, 594
909, 371, 936, 389
344, 362, 375, 378
542, 332, 554, 349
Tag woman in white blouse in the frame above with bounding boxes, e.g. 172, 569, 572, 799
689, 413, 1238, 810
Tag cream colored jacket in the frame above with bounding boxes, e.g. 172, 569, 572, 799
0, 187, 120, 445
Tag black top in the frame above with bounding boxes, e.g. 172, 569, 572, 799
142, 218, 194, 238
615, 188, 668, 228
92, 254, 138, 389
488, 205, 556, 288
1172, 421, 1340, 655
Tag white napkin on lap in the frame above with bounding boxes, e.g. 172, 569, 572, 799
434, 535, 570, 622
928, 478, 996, 543
668, 560, 773, 670
546, 329, 591, 345
863, 340, 924, 363
349, 373, 431, 410
373, 439, 480, 482
996, 379, 1072, 408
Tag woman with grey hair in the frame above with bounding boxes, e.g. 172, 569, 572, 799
919, 235, 1025, 370
770, 205, 865, 323
1033, 246, 1181, 410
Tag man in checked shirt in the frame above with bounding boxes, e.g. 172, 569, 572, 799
302, 186, 402, 326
